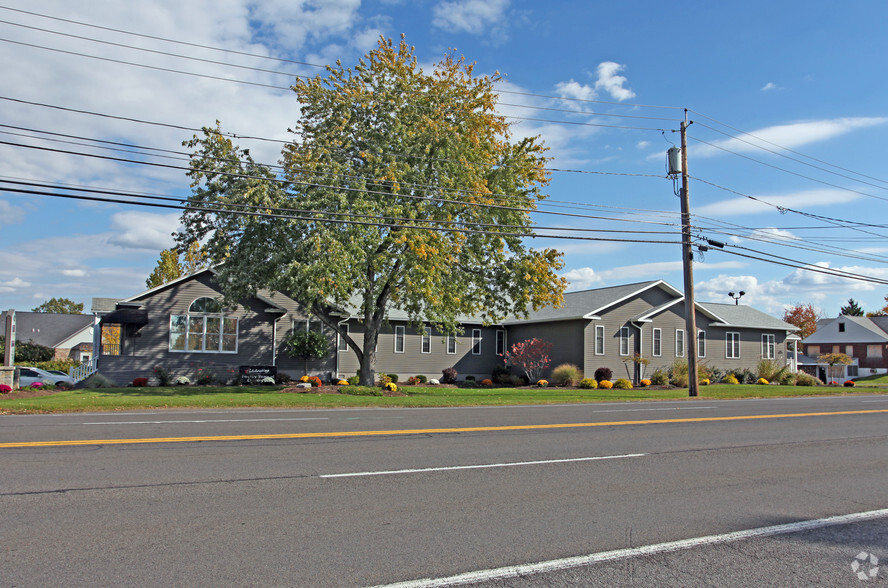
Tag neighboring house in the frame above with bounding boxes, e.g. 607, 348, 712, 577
801, 315, 888, 381
0, 310, 95, 362
93, 273, 798, 386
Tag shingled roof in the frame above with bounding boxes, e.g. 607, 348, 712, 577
0, 311, 94, 348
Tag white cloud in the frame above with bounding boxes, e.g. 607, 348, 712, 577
563, 260, 745, 291
694, 117, 888, 158
0, 200, 26, 227
60, 269, 88, 278
0, 277, 31, 293
695, 189, 860, 217
562, 267, 601, 290
761, 82, 777, 91
106, 212, 182, 251
247, 0, 362, 50
636, 141, 650, 150
594, 62, 635, 101
554, 80, 598, 102
432, 0, 510, 35
554, 61, 636, 105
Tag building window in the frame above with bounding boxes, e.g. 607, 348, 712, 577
595, 325, 605, 355
838, 322, 845, 332
675, 329, 685, 357
101, 324, 121, 356
394, 326, 405, 353
472, 329, 482, 355
652, 328, 662, 357
832, 345, 841, 354
447, 334, 457, 355
867, 345, 882, 358
848, 365, 859, 377
762, 334, 776, 359
170, 297, 237, 353
619, 326, 629, 356
697, 331, 706, 358
807, 345, 819, 356
421, 327, 431, 354
495, 329, 506, 356
338, 322, 349, 352
846, 345, 854, 357
726, 332, 740, 359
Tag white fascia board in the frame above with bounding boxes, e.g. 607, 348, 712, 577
633, 298, 685, 322
584, 281, 675, 317
121, 267, 218, 302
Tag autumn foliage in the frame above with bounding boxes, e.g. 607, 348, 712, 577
782, 303, 822, 339
505, 338, 553, 382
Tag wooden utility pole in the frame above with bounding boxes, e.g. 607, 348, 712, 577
679, 112, 699, 397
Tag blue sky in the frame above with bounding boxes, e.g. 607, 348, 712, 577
2, 0, 888, 320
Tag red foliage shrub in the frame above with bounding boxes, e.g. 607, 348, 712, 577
133, 377, 148, 387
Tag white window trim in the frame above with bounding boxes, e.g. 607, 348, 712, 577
394, 325, 405, 354
595, 325, 605, 356
619, 326, 630, 356
675, 329, 685, 358
421, 327, 431, 354
495, 329, 506, 356
169, 313, 238, 354
447, 334, 457, 355
727, 332, 740, 359
762, 334, 775, 359
472, 329, 482, 355
337, 322, 349, 352
697, 330, 706, 358
652, 328, 662, 357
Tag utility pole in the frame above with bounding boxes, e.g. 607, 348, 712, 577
679, 111, 699, 397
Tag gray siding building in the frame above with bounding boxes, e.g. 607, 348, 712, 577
93, 273, 798, 385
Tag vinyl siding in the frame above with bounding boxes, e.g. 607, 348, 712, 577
96, 273, 324, 385
507, 320, 585, 379
337, 321, 504, 380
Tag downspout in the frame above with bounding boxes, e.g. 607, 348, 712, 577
631, 321, 644, 383
272, 316, 284, 367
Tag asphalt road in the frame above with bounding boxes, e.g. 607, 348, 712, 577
1, 395, 887, 586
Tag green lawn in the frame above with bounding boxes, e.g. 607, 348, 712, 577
0, 383, 883, 414
850, 373, 888, 386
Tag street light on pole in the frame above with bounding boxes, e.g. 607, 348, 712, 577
728, 291, 745, 305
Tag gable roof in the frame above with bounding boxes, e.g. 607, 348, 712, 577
120, 268, 291, 314
697, 302, 798, 331
0, 311, 94, 348
503, 280, 678, 324
803, 315, 888, 344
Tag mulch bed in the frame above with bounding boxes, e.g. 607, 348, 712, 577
280, 385, 408, 396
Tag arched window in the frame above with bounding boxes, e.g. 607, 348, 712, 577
169, 297, 238, 353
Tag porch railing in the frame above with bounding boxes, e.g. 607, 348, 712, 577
70, 359, 97, 383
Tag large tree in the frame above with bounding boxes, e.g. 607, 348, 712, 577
782, 303, 822, 339
178, 37, 565, 384
32, 297, 83, 314
146, 242, 208, 288
840, 298, 864, 316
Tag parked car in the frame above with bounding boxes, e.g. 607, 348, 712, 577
18, 367, 75, 387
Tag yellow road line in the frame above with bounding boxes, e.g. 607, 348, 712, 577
2, 409, 887, 449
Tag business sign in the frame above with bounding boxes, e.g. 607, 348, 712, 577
239, 365, 277, 385
3, 310, 14, 367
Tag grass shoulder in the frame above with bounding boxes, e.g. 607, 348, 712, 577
1, 382, 884, 414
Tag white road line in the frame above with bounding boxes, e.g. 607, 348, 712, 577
861, 399, 888, 403
81, 417, 330, 425
589, 406, 714, 413
368, 508, 888, 588
320, 453, 646, 478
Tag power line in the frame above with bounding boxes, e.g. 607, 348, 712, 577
0, 183, 684, 245
688, 108, 888, 188
0, 139, 681, 228
0, 4, 685, 113
688, 134, 888, 205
